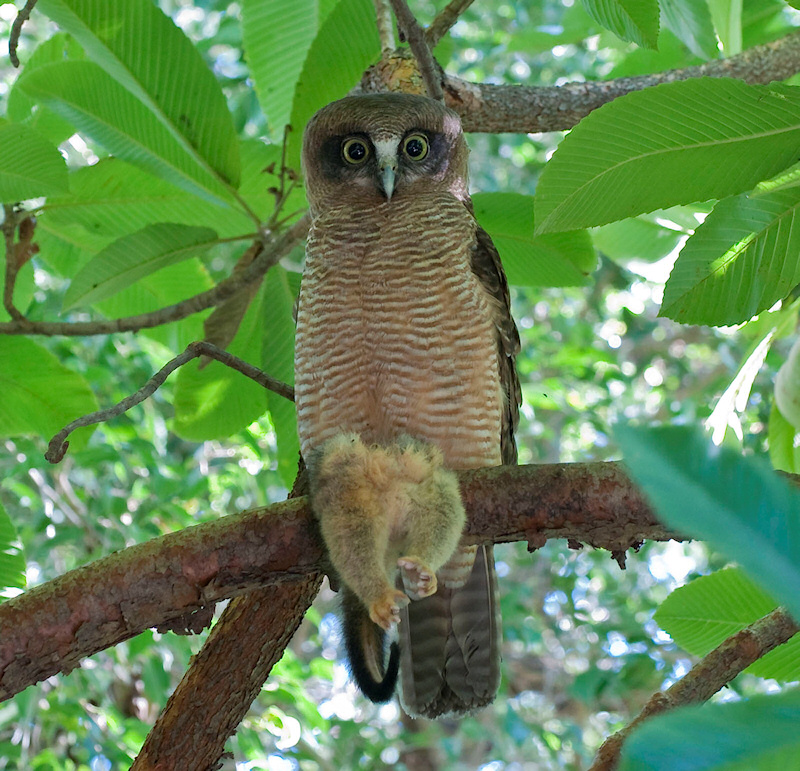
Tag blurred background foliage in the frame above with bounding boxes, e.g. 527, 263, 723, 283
1, 0, 799, 768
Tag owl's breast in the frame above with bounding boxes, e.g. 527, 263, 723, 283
295, 198, 502, 468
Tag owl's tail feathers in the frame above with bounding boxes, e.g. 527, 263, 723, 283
342, 586, 400, 703
399, 544, 501, 718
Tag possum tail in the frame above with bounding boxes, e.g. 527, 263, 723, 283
341, 587, 400, 702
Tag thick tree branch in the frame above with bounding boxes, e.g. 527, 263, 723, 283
0, 214, 310, 337
442, 30, 800, 132
0, 461, 677, 702
589, 608, 800, 771
45, 341, 294, 463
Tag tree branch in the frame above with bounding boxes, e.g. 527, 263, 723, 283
425, 0, 475, 48
0, 214, 310, 337
439, 30, 800, 132
373, 0, 396, 55
9, 0, 37, 67
589, 608, 800, 771
0, 461, 679, 702
388, 0, 444, 101
45, 341, 294, 463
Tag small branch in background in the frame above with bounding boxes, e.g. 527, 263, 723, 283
2, 205, 36, 322
388, 0, 444, 102
373, 0, 396, 56
9, 0, 38, 67
0, 213, 310, 337
425, 0, 475, 48
45, 341, 294, 464
589, 608, 800, 771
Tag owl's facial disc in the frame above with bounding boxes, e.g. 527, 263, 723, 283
373, 138, 399, 200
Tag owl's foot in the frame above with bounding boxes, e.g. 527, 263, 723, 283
398, 556, 438, 600
369, 588, 410, 631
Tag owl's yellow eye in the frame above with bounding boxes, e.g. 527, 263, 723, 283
342, 138, 369, 164
402, 134, 429, 161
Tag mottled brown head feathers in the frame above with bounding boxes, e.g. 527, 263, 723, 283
302, 94, 469, 215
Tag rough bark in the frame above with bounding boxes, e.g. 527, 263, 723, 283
0, 461, 676, 702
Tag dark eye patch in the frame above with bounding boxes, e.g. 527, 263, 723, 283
319, 134, 375, 180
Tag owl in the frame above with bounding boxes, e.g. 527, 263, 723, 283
296, 93, 520, 718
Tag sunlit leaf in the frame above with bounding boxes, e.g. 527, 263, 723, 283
0, 124, 68, 201
660, 0, 718, 59
0, 502, 26, 597
769, 402, 800, 474
707, 0, 742, 54
535, 79, 800, 233
581, 0, 659, 48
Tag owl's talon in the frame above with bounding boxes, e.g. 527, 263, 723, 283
398, 556, 438, 600
369, 589, 410, 631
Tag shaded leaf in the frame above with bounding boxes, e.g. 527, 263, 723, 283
581, 0, 659, 48
535, 79, 800, 233
591, 212, 688, 265
655, 568, 800, 682
769, 402, 800, 474
472, 193, 596, 286
0, 502, 25, 597
660, 0, 718, 59
707, 0, 742, 55
661, 187, 800, 326
0, 124, 68, 201
614, 423, 800, 622
64, 223, 219, 309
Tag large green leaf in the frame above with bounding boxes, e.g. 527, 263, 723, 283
618, 691, 800, 771
614, 423, 800, 621
591, 213, 687, 265
63, 223, 220, 309
707, 0, 742, 55
581, 0, 659, 48
0, 124, 68, 201
0, 337, 98, 446
661, 187, 800, 326
535, 79, 800, 233
261, 269, 299, 487
472, 193, 596, 286
660, 0, 718, 59
769, 402, 800, 474
37, 0, 240, 188
7, 32, 82, 145
287, 0, 380, 171
243, 0, 337, 138
655, 568, 800, 682
0, 502, 25, 598
21, 61, 235, 206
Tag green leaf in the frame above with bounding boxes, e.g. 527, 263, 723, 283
618, 690, 800, 771
0, 124, 68, 201
287, 0, 380, 171
63, 223, 219, 309
21, 61, 235, 206
261, 268, 298, 487
0, 337, 98, 445
174, 282, 269, 440
580, 0, 659, 48
655, 568, 800, 682
472, 193, 597, 286
661, 187, 800, 326
614, 423, 800, 622
535, 79, 800, 233
7, 32, 83, 145
707, 0, 742, 55
769, 402, 800, 474
0, 502, 26, 597
243, 0, 336, 139
660, 0, 718, 59
591, 212, 688, 265
37, 0, 240, 188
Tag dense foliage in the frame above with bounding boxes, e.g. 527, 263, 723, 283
1, 0, 800, 768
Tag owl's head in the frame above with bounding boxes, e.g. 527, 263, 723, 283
301, 94, 469, 214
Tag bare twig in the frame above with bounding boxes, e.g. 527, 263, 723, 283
373, 0, 396, 55
9, 0, 38, 67
1, 206, 25, 321
589, 608, 800, 771
0, 460, 687, 702
45, 341, 294, 464
388, 0, 444, 102
0, 214, 310, 337
425, 0, 475, 47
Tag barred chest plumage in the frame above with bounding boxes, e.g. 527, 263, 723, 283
294, 194, 503, 470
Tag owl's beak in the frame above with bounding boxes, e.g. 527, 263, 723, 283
378, 159, 397, 200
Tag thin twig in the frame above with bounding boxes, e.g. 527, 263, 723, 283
373, 0, 396, 55
426, 0, 475, 47
1, 206, 24, 321
9, 0, 38, 67
388, 0, 444, 102
45, 341, 294, 464
0, 214, 310, 337
589, 608, 800, 771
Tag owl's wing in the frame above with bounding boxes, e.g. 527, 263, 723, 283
398, 215, 520, 718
